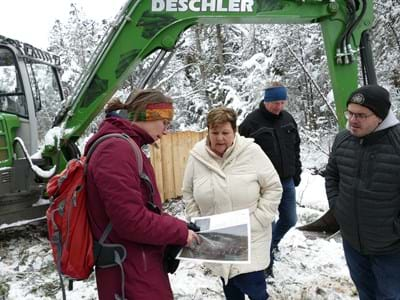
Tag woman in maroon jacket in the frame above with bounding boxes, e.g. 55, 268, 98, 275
85, 89, 199, 300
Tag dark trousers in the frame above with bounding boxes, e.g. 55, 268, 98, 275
271, 178, 297, 249
221, 271, 268, 300
343, 239, 400, 300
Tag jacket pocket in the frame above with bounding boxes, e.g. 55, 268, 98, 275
193, 174, 214, 211
228, 174, 259, 205
281, 123, 297, 149
250, 214, 269, 243
394, 216, 400, 237
249, 127, 276, 156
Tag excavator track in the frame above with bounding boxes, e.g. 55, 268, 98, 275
0, 191, 48, 228
0, 218, 47, 243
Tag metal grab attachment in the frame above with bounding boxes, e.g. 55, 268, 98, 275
297, 208, 339, 234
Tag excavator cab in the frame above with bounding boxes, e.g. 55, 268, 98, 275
0, 48, 28, 117
0, 36, 64, 224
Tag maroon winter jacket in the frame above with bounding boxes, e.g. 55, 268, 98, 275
85, 117, 188, 300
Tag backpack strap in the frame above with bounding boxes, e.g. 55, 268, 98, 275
85, 133, 140, 243
85, 131, 157, 211
86, 132, 158, 212
85, 133, 157, 300
85, 133, 143, 174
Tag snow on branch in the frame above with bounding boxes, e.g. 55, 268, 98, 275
154, 63, 197, 89
285, 42, 338, 122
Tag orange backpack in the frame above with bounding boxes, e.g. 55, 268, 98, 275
46, 133, 144, 300
47, 155, 94, 279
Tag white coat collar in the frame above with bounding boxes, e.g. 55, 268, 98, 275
190, 133, 254, 177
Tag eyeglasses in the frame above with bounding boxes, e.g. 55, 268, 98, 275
163, 119, 171, 129
344, 111, 374, 120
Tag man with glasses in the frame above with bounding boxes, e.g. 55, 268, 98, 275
325, 84, 400, 300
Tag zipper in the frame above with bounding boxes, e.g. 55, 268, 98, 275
365, 152, 375, 189
272, 130, 283, 172
354, 139, 364, 252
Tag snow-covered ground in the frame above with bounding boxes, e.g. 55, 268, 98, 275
0, 168, 358, 300
173, 169, 357, 300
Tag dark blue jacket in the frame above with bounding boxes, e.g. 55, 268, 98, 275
239, 101, 302, 186
326, 123, 400, 255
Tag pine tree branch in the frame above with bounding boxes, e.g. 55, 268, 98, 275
284, 42, 338, 123
302, 135, 330, 157
153, 63, 197, 89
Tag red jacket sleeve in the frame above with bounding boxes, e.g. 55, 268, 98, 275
89, 138, 188, 246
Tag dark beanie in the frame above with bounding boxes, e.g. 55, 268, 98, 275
346, 85, 391, 119
263, 86, 287, 102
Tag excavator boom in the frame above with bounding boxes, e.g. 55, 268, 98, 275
59, 0, 374, 145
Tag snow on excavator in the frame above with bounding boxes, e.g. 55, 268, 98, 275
0, 36, 64, 223
0, 0, 377, 227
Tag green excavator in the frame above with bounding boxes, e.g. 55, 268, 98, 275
0, 0, 378, 227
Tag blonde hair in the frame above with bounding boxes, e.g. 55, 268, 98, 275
206, 107, 237, 131
270, 81, 283, 87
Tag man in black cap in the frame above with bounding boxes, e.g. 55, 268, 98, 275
325, 84, 400, 299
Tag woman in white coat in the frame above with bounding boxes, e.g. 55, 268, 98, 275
182, 107, 282, 300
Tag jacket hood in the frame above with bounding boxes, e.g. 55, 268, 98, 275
375, 110, 400, 131
84, 117, 154, 154
190, 133, 255, 177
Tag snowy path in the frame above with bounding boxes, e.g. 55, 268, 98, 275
0, 172, 358, 299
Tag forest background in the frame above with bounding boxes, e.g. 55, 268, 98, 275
38, 0, 400, 159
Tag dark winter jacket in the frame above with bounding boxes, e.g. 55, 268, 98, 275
85, 117, 188, 300
239, 101, 302, 186
325, 112, 400, 255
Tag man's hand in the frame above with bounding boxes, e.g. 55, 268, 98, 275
186, 230, 201, 247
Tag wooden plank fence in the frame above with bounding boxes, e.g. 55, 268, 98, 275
150, 131, 207, 201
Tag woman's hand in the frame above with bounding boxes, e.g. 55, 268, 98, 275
186, 230, 201, 247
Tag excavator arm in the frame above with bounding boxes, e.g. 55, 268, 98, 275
53, 0, 374, 156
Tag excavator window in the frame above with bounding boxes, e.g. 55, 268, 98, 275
25, 60, 63, 113
23, 58, 64, 142
0, 47, 27, 117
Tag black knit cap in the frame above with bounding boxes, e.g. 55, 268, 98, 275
347, 85, 391, 119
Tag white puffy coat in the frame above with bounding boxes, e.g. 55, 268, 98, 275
182, 133, 282, 282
